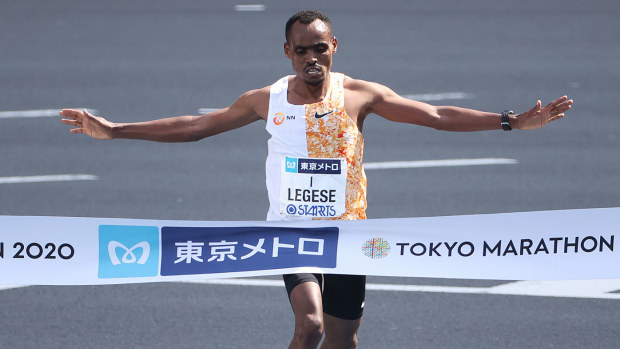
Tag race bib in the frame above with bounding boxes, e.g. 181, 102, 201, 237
280, 156, 347, 218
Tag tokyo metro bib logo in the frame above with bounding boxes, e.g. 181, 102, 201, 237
98, 225, 159, 278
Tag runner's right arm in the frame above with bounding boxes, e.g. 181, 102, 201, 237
60, 88, 268, 142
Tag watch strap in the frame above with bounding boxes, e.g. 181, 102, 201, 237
501, 110, 514, 131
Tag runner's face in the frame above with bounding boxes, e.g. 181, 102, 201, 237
284, 19, 337, 86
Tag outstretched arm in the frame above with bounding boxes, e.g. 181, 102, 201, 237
359, 80, 572, 131
60, 88, 268, 142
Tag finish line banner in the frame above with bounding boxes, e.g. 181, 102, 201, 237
1, 207, 618, 285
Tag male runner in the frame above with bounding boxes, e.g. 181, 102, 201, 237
60, 10, 573, 349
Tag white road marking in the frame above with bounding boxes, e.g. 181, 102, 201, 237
363, 158, 518, 170
188, 279, 283, 287
234, 4, 265, 11
0, 109, 98, 119
184, 279, 620, 300
365, 280, 620, 300
0, 285, 25, 291
403, 92, 475, 101
3, 280, 619, 299
198, 108, 220, 114
0, 174, 98, 184
488, 279, 620, 299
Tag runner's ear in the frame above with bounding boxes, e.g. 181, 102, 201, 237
284, 42, 292, 59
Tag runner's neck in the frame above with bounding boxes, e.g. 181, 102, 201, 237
287, 74, 331, 105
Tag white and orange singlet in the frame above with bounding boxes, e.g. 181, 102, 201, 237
265, 72, 367, 221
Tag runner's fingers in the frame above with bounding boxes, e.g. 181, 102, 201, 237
549, 95, 568, 106
543, 96, 564, 111
557, 99, 573, 112
548, 101, 572, 118
548, 96, 573, 112
61, 118, 81, 127
547, 113, 564, 123
60, 109, 83, 120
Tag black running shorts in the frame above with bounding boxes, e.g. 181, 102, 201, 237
283, 273, 366, 320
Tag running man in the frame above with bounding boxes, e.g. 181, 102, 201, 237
60, 10, 573, 349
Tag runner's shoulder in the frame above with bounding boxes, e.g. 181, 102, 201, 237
342, 75, 392, 104
238, 85, 271, 102
233, 85, 271, 119
343, 75, 390, 95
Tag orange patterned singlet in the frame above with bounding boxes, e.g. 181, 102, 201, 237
265, 72, 367, 221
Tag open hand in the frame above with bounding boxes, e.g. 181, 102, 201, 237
515, 96, 573, 130
60, 109, 116, 139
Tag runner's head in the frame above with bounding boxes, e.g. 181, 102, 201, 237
284, 10, 338, 86
285, 10, 333, 42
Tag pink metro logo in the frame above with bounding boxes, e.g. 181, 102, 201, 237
362, 238, 391, 259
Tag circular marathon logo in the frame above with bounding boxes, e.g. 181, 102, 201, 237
362, 238, 391, 259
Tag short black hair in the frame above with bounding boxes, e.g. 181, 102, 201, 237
285, 10, 333, 42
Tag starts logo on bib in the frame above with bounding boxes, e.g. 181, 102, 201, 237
98, 225, 160, 279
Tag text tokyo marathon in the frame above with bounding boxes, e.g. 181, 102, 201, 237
396, 235, 615, 257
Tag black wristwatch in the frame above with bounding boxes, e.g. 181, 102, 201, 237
501, 110, 514, 131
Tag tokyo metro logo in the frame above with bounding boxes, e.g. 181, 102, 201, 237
362, 238, 391, 259
107, 241, 150, 265
98, 225, 159, 278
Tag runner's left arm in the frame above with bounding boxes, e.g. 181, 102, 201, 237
362, 81, 572, 131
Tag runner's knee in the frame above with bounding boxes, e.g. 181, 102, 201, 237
294, 313, 324, 344
324, 331, 358, 349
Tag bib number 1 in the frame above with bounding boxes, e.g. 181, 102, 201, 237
280, 157, 347, 218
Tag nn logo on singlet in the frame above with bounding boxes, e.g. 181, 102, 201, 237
273, 112, 295, 125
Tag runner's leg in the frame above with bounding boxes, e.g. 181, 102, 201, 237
286, 276, 324, 348
321, 314, 362, 349
320, 274, 365, 348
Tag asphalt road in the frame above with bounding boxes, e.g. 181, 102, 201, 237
1, 0, 619, 348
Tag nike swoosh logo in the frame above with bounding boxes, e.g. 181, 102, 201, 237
314, 110, 334, 119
